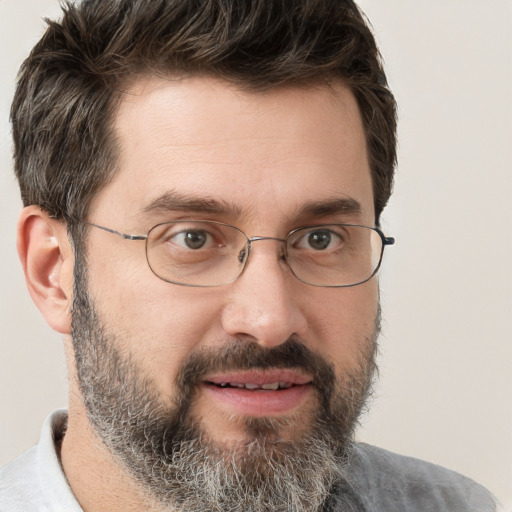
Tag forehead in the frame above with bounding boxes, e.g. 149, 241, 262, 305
91, 75, 374, 228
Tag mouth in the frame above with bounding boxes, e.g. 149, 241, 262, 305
209, 382, 296, 390
202, 370, 313, 416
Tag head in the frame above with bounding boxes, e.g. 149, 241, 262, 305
13, 1, 396, 510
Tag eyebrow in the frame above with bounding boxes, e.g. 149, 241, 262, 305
141, 191, 244, 218
140, 191, 361, 222
297, 197, 362, 219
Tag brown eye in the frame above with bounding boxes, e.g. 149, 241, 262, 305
170, 229, 211, 249
307, 230, 332, 250
294, 229, 342, 251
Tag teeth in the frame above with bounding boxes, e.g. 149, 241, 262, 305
215, 382, 293, 390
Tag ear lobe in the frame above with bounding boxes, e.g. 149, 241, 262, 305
17, 206, 74, 334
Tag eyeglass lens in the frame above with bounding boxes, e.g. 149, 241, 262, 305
145, 220, 385, 287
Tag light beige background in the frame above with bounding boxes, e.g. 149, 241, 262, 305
1, 0, 511, 506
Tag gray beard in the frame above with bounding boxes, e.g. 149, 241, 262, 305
70, 262, 378, 512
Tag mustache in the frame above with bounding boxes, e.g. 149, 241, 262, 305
174, 338, 337, 408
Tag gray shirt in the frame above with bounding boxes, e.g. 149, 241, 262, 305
0, 410, 498, 511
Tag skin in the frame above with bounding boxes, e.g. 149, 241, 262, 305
18, 76, 379, 510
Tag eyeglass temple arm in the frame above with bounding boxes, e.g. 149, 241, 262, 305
383, 236, 395, 246
78, 219, 147, 241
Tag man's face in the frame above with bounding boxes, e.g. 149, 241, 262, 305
72, 76, 379, 508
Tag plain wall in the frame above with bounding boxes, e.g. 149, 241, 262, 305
1, 0, 511, 506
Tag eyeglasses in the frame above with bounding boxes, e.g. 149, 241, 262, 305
79, 219, 395, 287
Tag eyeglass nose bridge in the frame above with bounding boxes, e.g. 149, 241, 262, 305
238, 235, 288, 266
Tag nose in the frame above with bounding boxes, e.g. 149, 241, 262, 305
221, 240, 308, 348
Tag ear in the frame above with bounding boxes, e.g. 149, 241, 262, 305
17, 206, 74, 334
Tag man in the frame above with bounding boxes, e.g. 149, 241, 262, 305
0, 0, 499, 510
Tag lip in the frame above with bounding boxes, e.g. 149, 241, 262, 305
202, 369, 313, 416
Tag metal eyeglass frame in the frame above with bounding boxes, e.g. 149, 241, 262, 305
76, 218, 395, 288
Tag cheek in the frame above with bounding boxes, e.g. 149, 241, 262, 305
86, 244, 225, 394
308, 280, 379, 370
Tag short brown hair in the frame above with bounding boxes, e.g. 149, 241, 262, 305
11, 0, 397, 224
